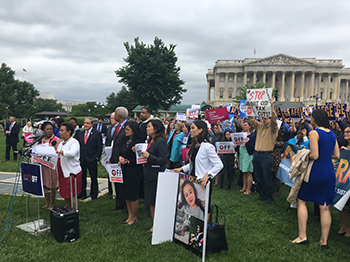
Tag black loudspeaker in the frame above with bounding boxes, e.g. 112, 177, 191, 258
50, 206, 79, 242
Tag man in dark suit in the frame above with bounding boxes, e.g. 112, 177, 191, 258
2, 119, 8, 133
5, 116, 20, 161
105, 112, 117, 195
78, 117, 103, 200
94, 116, 107, 137
139, 106, 152, 142
110, 107, 128, 211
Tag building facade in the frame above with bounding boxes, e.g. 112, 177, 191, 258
206, 54, 350, 107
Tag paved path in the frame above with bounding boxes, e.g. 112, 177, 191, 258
0, 172, 109, 201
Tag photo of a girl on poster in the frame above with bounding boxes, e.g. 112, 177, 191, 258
177, 180, 205, 220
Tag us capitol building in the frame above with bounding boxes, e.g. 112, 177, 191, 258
206, 54, 350, 107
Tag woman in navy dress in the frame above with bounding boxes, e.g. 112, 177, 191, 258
292, 109, 339, 248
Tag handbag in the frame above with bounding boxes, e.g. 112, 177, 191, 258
206, 204, 228, 254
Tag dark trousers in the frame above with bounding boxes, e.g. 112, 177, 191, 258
115, 182, 126, 211
6, 142, 18, 160
80, 160, 98, 199
219, 154, 235, 188
252, 151, 273, 202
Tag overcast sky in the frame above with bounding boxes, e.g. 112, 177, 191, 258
1, 0, 350, 106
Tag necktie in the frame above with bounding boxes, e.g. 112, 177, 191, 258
115, 125, 121, 137
84, 131, 89, 144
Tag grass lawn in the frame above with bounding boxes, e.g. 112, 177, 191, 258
0, 133, 349, 261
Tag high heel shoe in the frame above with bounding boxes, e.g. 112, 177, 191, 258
125, 219, 138, 226
321, 244, 329, 249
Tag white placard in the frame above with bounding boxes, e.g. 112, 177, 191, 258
215, 141, 235, 154
231, 132, 247, 146
175, 113, 186, 121
108, 163, 123, 183
135, 143, 148, 164
246, 88, 273, 117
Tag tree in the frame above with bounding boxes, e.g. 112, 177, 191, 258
232, 82, 277, 105
71, 101, 108, 117
29, 98, 66, 116
106, 87, 139, 116
0, 63, 39, 117
115, 37, 186, 112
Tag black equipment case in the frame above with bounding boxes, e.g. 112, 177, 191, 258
50, 173, 79, 242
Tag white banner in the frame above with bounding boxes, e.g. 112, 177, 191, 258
216, 141, 235, 154
108, 163, 123, 183
230, 132, 247, 146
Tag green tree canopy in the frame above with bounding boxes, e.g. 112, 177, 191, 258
29, 98, 66, 116
0, 63, 39, 117
115, 37, 186, 112
106, 87, 138, 116
71, 101, 108, 117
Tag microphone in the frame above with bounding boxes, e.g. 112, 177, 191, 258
51, 140, 57, 147
27, 134, 45, 148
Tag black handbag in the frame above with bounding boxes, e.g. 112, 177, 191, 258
206, 204, 228, 254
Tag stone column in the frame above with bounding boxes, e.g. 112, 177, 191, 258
262, 71, 266, 84
271, 71, 276, 89
317, 73, 322, 98
308, 71, 315, 98
207, 80, 211, 102
280, 71, 286, 101
233, 73, 238, 97
253, 71, 257, 84
290, 71, 295, 101
335, 74, 341, 101
224, 73, 228, 98
346, 80, 349, 103
215, 73, 220, 100
300, 71, 305, 101
243, 71, 247, 85
327, 74, 331, 101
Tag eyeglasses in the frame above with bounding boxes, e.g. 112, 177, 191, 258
344, 131, 350, 134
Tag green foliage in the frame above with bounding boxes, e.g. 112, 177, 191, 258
71, 102, 108, 117
115, 37, 186, 112
232, 82, 277, 105
0, 63, 39, 117
28, 98, 66, 116
106, 87, 139, 116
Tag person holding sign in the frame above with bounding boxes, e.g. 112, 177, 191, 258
173, 120, 223, 189
218, 129, 235, 190
118, 121, 143, 226
239, 121, 255, 195
56, 122, 82, 210
142, 119, 168, 233
292, 109, 340, 248
248, 98, 277, 204
38, 122, 61, 209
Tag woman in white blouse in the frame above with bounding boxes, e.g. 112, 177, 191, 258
56, 122, 82, 209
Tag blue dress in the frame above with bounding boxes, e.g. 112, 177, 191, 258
298, 129, 336, 205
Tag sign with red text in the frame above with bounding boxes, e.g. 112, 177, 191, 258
186, 108, 200, 119
205, 107, 229, 124
216, 142, 235, 154
135, 143, 148, 164
246, 88, 273, 117
108, 164, 123, 183
230, 132, 247, 146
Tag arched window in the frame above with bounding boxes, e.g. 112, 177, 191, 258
219, 88, 224, 98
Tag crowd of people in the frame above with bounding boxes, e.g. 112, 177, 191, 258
2, 101, 350, 247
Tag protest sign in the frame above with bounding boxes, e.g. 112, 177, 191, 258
246, 88, 273, 117
230, 132, 247, 146
332, 149, 350, 211
135, 143, 148, 164
21, 163, 44, 197
186, 108, 200, 119
108, 164, 123, 183
239, 100, 247, 117
31, 145, 58, 169
220, 120, 232, 131
205, 107, 229, 124
175, 113, 186, 121
276, 143, 302, 187
216, 141, 235, 154
182, 148, 190, 162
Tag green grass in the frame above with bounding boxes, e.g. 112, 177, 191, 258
0, 133, 349, 261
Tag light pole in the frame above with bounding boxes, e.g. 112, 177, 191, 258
88, 109, 91, 117
310, 94, 320, 107
94, 102, 105, 116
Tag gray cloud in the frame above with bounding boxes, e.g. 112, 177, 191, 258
1, 0, 350, 106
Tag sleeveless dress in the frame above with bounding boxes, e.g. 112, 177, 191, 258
298, 129, 336, 205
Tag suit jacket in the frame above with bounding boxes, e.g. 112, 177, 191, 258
94, 123, 107, 135
143, 137, 167, 182
110, 121, 129, 163
182, 142, 223, 179
105, 124, 116, 147
77, 129, 103, 163
5, 122, 20, 144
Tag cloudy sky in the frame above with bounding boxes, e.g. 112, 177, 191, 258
1, 0, 350, 106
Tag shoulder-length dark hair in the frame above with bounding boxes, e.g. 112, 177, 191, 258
312, 109, 330, 129
221, 129, 233, 141
189, 120, 209, 156
148, 119, 165, 141
125, 121, 140, 140
178, 180, 204, 213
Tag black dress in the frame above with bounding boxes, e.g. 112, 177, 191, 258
120, 139, 143, 201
